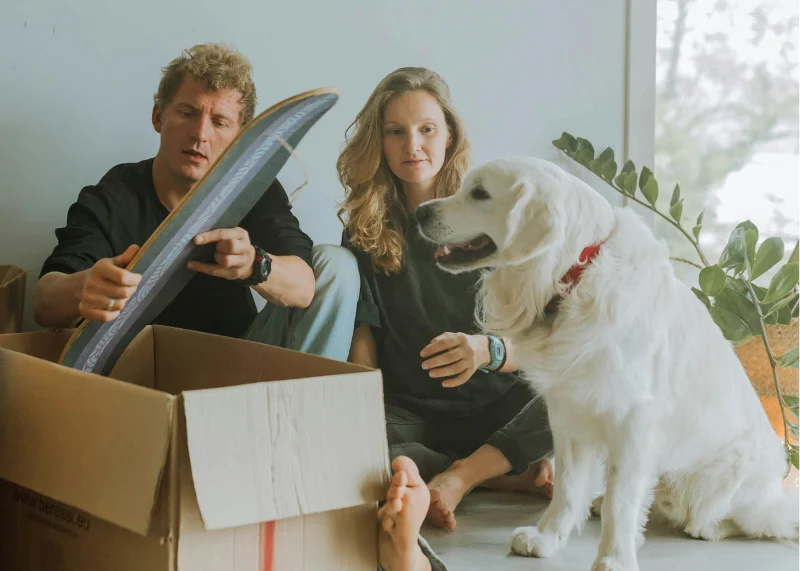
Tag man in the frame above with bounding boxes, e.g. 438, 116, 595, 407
34, 43, 447, 571
34, 43, 356, 361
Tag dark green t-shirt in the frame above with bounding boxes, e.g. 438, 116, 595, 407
342, 217, 523, 417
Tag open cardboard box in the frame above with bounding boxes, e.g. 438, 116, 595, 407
0, 265, 26, 334
0, 325, 391, 571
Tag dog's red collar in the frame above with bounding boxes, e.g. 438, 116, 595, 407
544, 242, 605, 315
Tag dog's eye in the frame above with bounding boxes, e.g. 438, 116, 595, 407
471, 187, 491, 201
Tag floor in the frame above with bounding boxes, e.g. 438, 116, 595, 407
423, 490, 799, 571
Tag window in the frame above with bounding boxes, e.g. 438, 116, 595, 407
654, 0, 798, 283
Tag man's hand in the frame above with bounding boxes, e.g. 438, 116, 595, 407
420, 332, 491, 388
78, 245, 142, 322
187, 227, 256, 280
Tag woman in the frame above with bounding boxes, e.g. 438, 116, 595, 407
337, 67, 554, 530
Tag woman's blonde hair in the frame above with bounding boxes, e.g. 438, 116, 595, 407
154, 43, 257, 127
337, 67, 470, 274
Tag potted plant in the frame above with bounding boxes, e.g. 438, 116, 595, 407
552, 132, 799, 469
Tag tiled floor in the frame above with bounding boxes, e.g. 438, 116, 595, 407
423, 490, 799, 571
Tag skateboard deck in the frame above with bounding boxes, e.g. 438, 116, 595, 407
58, 87, 339, 375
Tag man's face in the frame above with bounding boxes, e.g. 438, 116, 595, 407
152, 76, 243, 185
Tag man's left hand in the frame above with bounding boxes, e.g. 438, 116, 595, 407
187, 227, 255, 280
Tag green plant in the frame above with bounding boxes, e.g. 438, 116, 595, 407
553, 132, 800, 469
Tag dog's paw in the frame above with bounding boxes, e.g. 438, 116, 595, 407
590, 495, 604, 518
510, 526, 564, 558
683, 519, 739, 542
591, 556, 637, 571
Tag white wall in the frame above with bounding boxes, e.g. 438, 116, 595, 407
0, 0, 646, 331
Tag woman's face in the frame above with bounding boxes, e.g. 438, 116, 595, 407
382, 90, 452, 194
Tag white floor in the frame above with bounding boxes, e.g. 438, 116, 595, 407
423, 490, 799, 571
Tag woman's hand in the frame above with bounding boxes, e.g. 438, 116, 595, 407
420, 332, 490, 388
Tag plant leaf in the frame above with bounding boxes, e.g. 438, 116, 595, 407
621, 159, 635, 175
588, 158, 605, 175
670, 184, 681, 206
576, 148, 593, 165
641, 175, 659, 206
778, 347, 799, 369
752, 237, 785, 281
699, 265, 727, 297
718, 227, 747, 270
744, 230, 757, 273
601, 159, 617, 182
735, 220, 759, 240
553, 132, 578, 152
670, 199, 683, 224
790, 444, 800, 471
762, 293, 796, 318
639, 166, 653, 189
763, 263, 799, 303
692, 209, 704, 241
713, 286, 762, 335
777, 302, 794, 325
790, 240, 799, 265
692, 287, 711, 309
710, 306, 752, 345
576, 138, 594, 156
598, 147, 614, 163
726, 277, 755, 297
623, 171, 637, 196
638, 167, 660, 206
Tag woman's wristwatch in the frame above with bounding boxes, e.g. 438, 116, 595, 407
479, 334, 507, 373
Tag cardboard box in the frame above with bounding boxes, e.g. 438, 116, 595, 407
0, 265, 26, 334
0, 326, 391, 571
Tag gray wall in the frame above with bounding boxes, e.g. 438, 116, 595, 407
0, 0, 631, 331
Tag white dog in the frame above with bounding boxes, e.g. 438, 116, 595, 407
416, 156, 798, 571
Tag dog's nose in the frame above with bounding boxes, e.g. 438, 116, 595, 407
416, 203, 433, 225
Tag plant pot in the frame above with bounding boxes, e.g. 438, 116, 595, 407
735, 319, 798, 439
735, 318, 798, 398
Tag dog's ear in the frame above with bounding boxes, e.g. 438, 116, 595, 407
501, 179, 560, 264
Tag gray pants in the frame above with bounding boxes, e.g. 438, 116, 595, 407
242, 244, 359, 361
387, 382, 553, 483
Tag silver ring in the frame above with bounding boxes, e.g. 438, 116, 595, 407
107, 298, 115, 311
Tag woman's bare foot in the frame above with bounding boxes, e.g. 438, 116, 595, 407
426, 455, 554, 530
378, 456, 432, 571
482, 457, 554, 498
426, 460, 470, 530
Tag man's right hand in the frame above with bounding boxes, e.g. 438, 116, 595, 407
78, 245, 142, 322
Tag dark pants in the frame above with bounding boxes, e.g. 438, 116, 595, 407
386, 382, 554, 483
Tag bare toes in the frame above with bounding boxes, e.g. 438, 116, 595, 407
426, 490, 457, 529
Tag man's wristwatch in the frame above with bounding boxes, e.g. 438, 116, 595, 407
479, 334, 507, 373
240, 245, 272, 286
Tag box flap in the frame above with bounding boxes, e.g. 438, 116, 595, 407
108, 326, 156, 389
0, 265, 23, 287
150, 325, 376, 393
0, 345, 174, 536
182, 372, 390, 531
0, 330, 74, 362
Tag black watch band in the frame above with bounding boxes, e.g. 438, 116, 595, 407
240, 245, 272, 286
